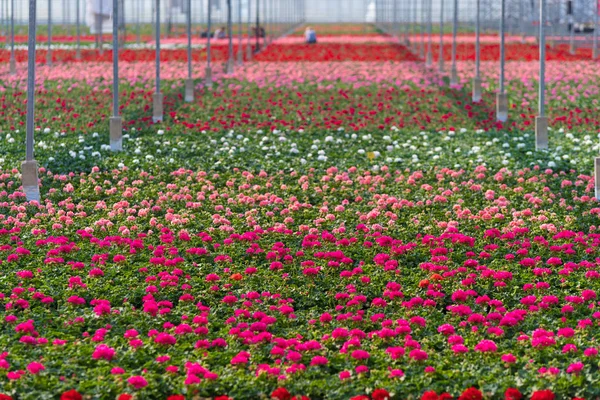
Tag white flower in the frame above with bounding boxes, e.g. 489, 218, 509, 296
157, 130, 164, 135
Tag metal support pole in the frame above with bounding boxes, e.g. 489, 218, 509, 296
472, 0, 481, 101
412, 0, 417, 51
263, 0, 269, 49
185, 0, 194, 102
256, 0, 260, 52
153, 0, 163, 123
237, 0, 243, 64
23, 0, 40, 202
419, 0, 424, 58
226, 0, 234, 73
247, 0, 253, 59
595, 158, 600, 200
439, 0, 444, 72
450, 0, 457, 85
569, 1, 575, 55
47, 0, 52, 66
9, 0, 14, 73
137, 0, 141, 44
594, 0, 599, 60
426, 0, 432, 66
76, 0, 81, 60
206, 0, 213, 88
110, 0, 122, 151
519, 0, 524, 43
99, 0, 104, 55
535, 0, 548, 150
496, 0, 508, 122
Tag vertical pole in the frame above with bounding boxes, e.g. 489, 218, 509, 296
519, 0, 524, 42
206, 0, 213, 87
595, 157, 600, 200
23, 0, 40, 202
569, 0, 575, 54
9, 0, 14, 73
412, 0, 419, 53
496, 0, 508, 122
185, 0, 194, 102
47, 0, 52, 66
450, 0, 457, 84
263, 0, 267, 49
594, 0, 599, 59
255, 0, 260, 52
472, 0, 481, 101
426, 0, 432, 66
438, 0, 444, 72
226, 0, 234, 73
110, 0, 122, 151
247, 0, 253, 59
76, 0, 81, 60
535, 0, 548, 150
137, 0, 141, 44
237, 0, 243, 64
99, 0, 104, 55
419, 0, 424, 57
392, 0, 397, 38
153, 0, 163, 122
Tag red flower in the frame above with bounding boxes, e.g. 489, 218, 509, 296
439, 394, 453, 400
504, 388, 522, 400
458, 388, 483, 400
60, 390, 83, 400
272, 387, 292, 400
422, 391, 439, 400
372, 389, 391, 400
350, 396, 370, 400
215, 397, 233, 400
166, 396, 186, 400
531, 390, 555, 400
0, 394, 13, 400
117, 395, 133, 400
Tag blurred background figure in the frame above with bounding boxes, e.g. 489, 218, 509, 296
305, 26, 317, 44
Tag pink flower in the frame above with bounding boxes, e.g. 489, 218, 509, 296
111, 367, 125, 375
154, 333, 176, 346
474, 339, 497, 353
7, 371, 24, 380
452, 344, 469, 354
566, 362, 584, 374
310, 356, 328, 366
127, 375, 148, 389
92, 344, 116, 361
350, 350, 370, 360
27, 362, 45, 374
409, 349, 428, 361
501, 353, 517, 363
389, 368, 404, 378
584, 347, 598, 357
339, 370, 351, 380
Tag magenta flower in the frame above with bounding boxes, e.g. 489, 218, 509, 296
127, 375, 148, 389
409, 349, 428, 361
310, 356, 328, 366
350, 350, 370, 360
92, 344, 116, 361
26, 362, 45, 374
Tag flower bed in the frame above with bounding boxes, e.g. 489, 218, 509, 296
0, 29, 599, 400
